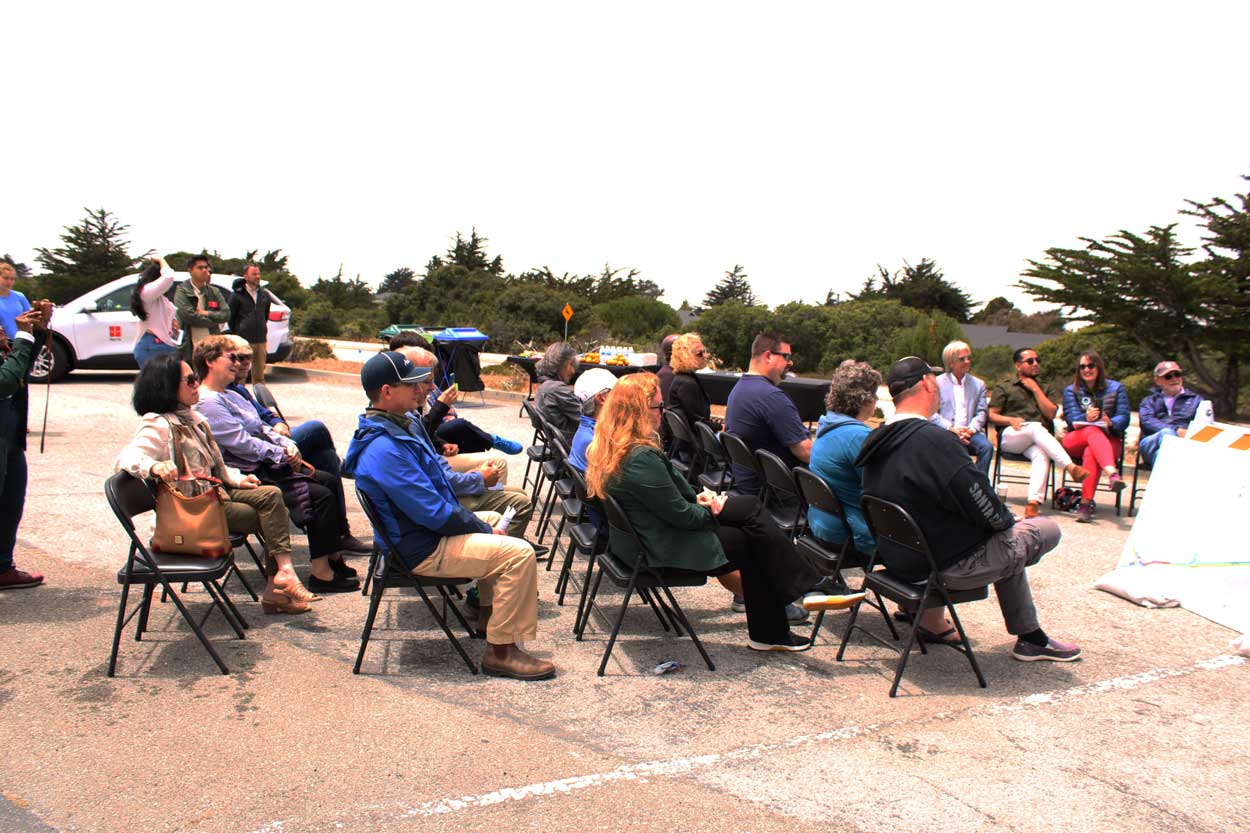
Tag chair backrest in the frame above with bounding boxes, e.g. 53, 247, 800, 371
354, 487, 400, 560
522, 400, 549, 436
546, 426, 571, 462
793, 466, 852, 540
602, 493, 648, 566
664, 409, 695, 450
253, 383, 286, 422
756, 449, 797, 502
720, 432, 761, 477
105, 470, 156, 527
694, 421, 727, 467
860, 495, 937, 571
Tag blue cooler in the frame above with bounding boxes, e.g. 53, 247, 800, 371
431, 328, 489, 393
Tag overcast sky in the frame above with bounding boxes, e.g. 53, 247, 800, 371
6, 2, 1248, 312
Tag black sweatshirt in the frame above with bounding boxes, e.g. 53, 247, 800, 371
855, 415, 1014, 581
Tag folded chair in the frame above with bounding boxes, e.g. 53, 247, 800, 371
105, 471, 248, 677
353, 489, 479, 675
839, 495, 988, 697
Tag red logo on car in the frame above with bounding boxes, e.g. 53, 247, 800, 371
108, 326, 122, 339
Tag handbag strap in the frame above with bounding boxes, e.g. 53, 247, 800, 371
165, 416, 190, 478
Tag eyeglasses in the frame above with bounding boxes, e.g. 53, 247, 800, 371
1161, 371, 1183, 381
649, 402, 664, 411
1020, 357, 1040, 365
1078, 363, 1097, 370
184, 374, 199, 386
693, 350, 706, 357
224, 353, 242, 364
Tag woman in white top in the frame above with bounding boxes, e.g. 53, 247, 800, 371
130, 256, 182, 368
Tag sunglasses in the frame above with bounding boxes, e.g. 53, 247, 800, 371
1020, 357, 1040, 365
223, 353, 242, 364
771, 351, 793, 361
1161, 371, 1183, 381
184, 374, 200, 386
693, 350, 706, 357
1078, 363, 1097, 370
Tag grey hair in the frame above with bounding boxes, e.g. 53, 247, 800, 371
401, 346, 436, 367
536, 342, 577, 380
941, 340, 970, 371
825, 359, 882, 417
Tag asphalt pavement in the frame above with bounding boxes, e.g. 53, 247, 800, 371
1, 368, 1246, 833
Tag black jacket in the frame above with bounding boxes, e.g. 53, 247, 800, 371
228, 278, 273, 344
855, 416, 1013, 581
667, 372, 722, 432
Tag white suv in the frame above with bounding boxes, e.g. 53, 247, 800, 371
31, 271, 293, 383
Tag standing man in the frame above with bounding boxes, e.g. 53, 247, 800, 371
724, 332, 811, 495
989, 348, 1088, 518
0, 262, 32, 339
931, 340, 994, 475
0, 305, 47, 590
173, 255, 229, 360
1137, 361, 1206, 468
857, 357, 1080, 662
228, 264, 273, 383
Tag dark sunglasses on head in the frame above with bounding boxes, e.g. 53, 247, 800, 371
1161, 371, 1183, 381
184, 374, 200, 386
1078, 363, 1097, 370
1020, 357, 1040, 365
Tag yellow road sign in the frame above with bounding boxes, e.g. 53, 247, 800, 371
562, 304, 574, 321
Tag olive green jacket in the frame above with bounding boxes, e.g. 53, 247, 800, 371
0, 336, 35, 489
606, 445, 728, 572
172, 280, 230, 357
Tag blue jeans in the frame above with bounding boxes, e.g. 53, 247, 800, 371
968, 430, 994, 476
1137, 428, 1177, 468
134, 332, 180, 368
290, 420, 345, 517
0, 446, 27, 572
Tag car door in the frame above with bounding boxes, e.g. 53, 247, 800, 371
71, 283, 142, 364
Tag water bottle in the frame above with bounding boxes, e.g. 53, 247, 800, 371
494, 506, 517, 533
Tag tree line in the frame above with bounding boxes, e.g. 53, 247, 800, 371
5, 172, 1246, 415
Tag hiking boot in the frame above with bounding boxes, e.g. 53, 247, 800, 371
1024, 501, 1042, 519
1011, 637, 1082, 662
0, 567, 44, 591
481, 645, 556, 680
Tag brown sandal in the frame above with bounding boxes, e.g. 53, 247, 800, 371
274, 576, 321, 603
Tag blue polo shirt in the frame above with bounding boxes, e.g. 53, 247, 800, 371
569, 415, 596, 472
724, 373, 808, 494
0, 291, 31, 339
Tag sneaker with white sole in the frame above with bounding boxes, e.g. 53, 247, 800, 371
1011, 637, 1082, 662
731, 595, 746, 613
748, 631, 813, 652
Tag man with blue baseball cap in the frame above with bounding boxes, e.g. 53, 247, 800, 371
344, 351, 555, 680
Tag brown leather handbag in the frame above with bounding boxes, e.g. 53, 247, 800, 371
150, 421, 232, 557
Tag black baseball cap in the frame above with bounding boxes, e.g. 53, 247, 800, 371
361, 350, 431, 392
886, 356, 942, 397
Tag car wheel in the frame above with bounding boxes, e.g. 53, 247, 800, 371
29, 340, 70, 383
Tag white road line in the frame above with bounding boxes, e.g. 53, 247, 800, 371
247, 654, 1246, 831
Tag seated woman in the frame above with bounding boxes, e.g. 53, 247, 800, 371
114, 353, 315, 614
534, 342, 581, 443
191, 335, 359, 593
1060, 350, 1130, 523
586, 373, 836, 652
666, 333, 722, 432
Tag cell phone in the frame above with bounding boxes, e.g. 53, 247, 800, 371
450, 373, 458, 390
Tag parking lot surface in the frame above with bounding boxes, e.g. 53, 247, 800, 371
1, 370, 1246, 833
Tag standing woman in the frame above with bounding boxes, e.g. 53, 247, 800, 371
666, 333, 722, 432
115, 353, 316, 613
1060, 350, 1130, 523
130, 256, 182, 368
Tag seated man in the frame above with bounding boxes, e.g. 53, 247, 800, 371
221, 334, 370, 552
344, 351, 554, 681
858, 357, 1080, 661
1137, 361, 1206, 468
394, 345, 536, 542
388, 332, 523, 455
724, 332, 811, 495
567, 368, 619, 474
988, 348, 1088, 518
931, 340, 994, 476
193, 336, 359, 593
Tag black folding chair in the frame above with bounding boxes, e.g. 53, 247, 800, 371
662, 410, 697, 483
579, 495, 716, 676
694, 421, 730, 492
353, 489, 479, 675
755, 449, 800, 535
791, 467, 896, 644
839, 495, 988, 697
991, 428, 1055, 502
1128, 454, 1152, 517
521, 401, 556, 500
105, 471, 248, 677
553, 465, 606, 614
719, 431, 760, 497
534, 428, 576, 548
252, 382, 286, 423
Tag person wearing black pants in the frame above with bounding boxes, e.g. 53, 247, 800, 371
0, 305, 43, 591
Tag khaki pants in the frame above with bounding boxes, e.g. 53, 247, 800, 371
446, 450, 508, 482
250, 343, 267, 383
223, 484, 292, 577
411, 511, 537, 644
459, 485, 533, 538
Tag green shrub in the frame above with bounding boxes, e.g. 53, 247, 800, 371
288, 338, 335, 362
1119, 372, 1154, 409
972, 344, 1016, 386
298, 300, 341, 337
1034, 325, 1153, 388
589, 296, 681, 343
695, 301, 777, 370
888, 312, 965, 368
818, 300, 924, 372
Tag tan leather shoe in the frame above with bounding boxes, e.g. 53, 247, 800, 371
481, 645, 556, 681
1065, 463, 1090, 482
1024, 501, 1042, 519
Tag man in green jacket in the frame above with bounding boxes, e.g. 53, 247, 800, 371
173, 254, 229, 360
0, 305, 45, 590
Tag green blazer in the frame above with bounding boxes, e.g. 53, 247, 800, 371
0, 336, 35, 489
606, 445, 728, 572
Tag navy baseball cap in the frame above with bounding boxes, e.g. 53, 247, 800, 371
886, 356, 942, 398
361, 350, 431, 392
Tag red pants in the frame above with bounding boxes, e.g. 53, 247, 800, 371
1061, 427, 1122, 501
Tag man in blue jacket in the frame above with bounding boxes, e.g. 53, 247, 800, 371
931, 340, 993, 475
343, 351, 554, 681
1137, 361, 1206, 468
